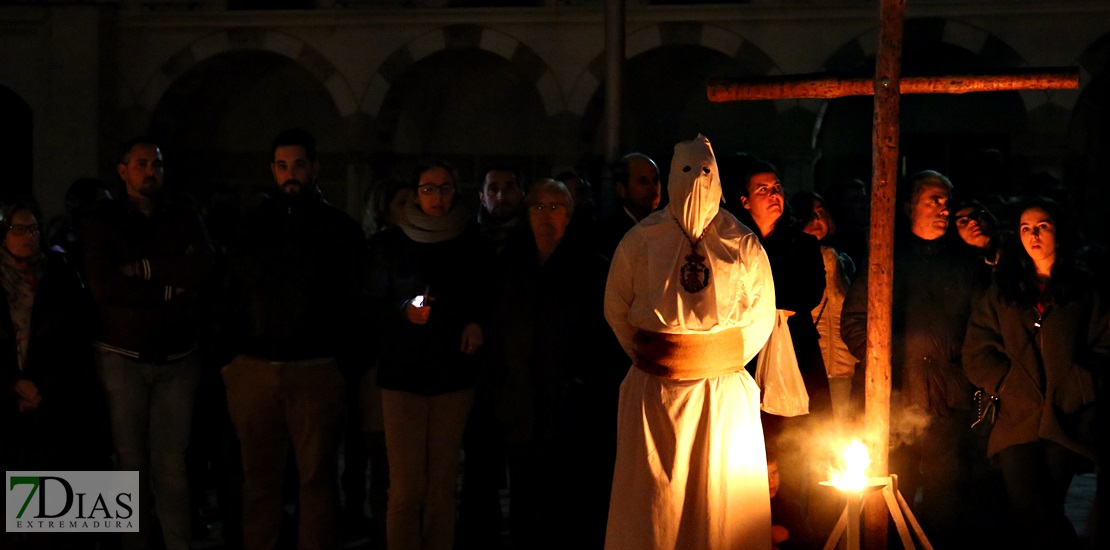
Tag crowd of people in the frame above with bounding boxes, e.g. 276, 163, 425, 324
2, 128, 1107, 550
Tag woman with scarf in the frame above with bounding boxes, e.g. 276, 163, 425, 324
963, 196, 1110, 549
1, 198, 109, 472
367, 160, 493, 550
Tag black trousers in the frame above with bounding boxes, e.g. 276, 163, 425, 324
997, 440, 1087, 550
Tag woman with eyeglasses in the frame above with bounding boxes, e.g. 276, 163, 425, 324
367, 160, 493, 550
963, 196, 1110, 549
1, 198, 110, 474
487, 178, 623, 548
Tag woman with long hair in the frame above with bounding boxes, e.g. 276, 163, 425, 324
963, 196, 1110, 549
790, 190, 858, 429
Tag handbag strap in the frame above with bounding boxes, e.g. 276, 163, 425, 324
815, 295, 829, 324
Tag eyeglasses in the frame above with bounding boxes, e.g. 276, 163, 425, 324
954, 210, 986, 228
417, 184, 456, 196
7, 224, 39, 237
530, 203, 568, 213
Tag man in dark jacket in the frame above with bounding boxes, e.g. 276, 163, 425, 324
841, 170, 991, 547
593, 152, 661, 261
220, 128, 369, 550
83, 136, 216, 550
474, 164, 527, 255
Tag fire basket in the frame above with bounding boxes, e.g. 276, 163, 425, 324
820, 441, 933, 550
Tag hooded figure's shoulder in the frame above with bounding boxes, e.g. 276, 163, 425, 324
638, 209, 670, 228
619, 209, 670, 242
711, 208, 755, 239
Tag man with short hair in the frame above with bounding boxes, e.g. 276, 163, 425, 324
475, 164, 526, 254
457, 162, 526, 547
220, 128, 369, 550
595, 152, 661, 259
841, 169, 991, 547
83, 136, 216, 550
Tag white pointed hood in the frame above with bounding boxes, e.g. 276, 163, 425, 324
666, 134, 721, 240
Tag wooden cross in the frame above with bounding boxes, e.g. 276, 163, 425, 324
706, 1, 1078, 546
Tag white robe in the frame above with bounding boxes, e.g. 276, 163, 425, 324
603, 135, 776, 550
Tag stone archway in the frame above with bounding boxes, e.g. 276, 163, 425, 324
0, 84, 33, 203
368, 24, 562, 187
147, 48, 349, 220
140, 47, 352, 234
578, 22, 788, 204
125, 29, 363, 209
130, 28, 358, 124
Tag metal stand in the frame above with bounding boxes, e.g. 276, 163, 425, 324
822, 475, 933, 550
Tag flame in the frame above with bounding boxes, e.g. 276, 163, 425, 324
828, 439, 870, 491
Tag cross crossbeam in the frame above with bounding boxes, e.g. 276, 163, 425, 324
707, 68, 1079, 101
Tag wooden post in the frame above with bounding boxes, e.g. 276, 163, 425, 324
864, 1, 903, 548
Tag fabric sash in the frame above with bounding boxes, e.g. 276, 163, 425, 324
633, 328, 746, 379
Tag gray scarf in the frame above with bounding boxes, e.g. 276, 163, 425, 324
398, 200, 472, 244
0, 247, 45, 371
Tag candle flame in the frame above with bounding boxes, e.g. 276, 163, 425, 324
828, 439, 870, 491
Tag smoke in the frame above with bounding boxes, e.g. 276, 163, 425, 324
889, 398, 931, 449
765, 414, 857, 484
763, 390, 932, 482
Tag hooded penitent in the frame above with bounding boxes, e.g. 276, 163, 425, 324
602, 134, 776, 550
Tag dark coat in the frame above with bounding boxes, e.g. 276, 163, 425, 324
592, 208, 637, 262
82, 195, 216, 360
757, 223, 830, 415
368, 224, 492, 396
222, 189, 369, 374
1, 251, 109, 469
842, 232, 990, 414
962, 282, 1110, 459
489, 230, 621, 443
